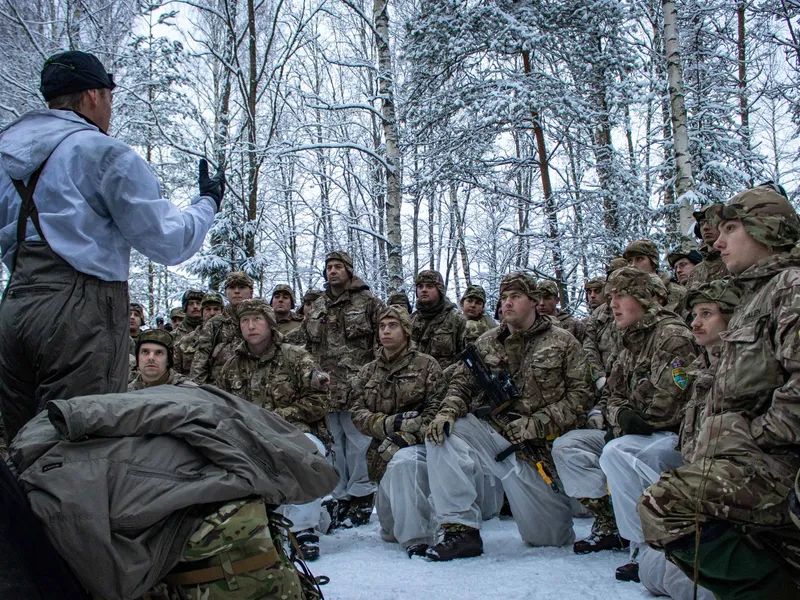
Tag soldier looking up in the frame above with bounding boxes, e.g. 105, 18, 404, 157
537, 280, 585, 342
171, 289, 204, 345
410, 270, 467, 369
128, 329, 192, 390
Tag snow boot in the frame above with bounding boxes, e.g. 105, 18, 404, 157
499, 494, 513, 517
615, 562, 640, 582
573, 496, 628, 554
322, 497, 349, 531
426, 524, 483, 561
341, 493, 374, 528
406, 542, 429, 558
295, 528, 320, 562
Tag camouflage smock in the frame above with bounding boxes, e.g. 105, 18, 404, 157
276, 312, 304, 337
685, 243, 729, 288
410, 300, 467, 370
555, 310, 586, 343
582, 303, 620, 383
170, 316, 202, 346
463, 313, 498, 345
605, 307, 697, 437
190, 305, 242, 385
173, 327, 200, 376
127, 369, 193, 391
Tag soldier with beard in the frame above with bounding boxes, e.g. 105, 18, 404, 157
173, 292, 223, 376
410, 270, 467, 369
170, 289, 205, 345
460, 285, 497, 345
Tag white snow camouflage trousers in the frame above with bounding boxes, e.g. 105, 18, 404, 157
329, 411, 376, 500
276, 433, 327, 532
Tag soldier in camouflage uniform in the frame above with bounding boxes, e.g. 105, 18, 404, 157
190, 271, 254, 385
173, 292, 223, 375
424, 272, 592, 561
219, 298, 330, 560
302, 251, 383, 528
128, 302, 146, 382
128, 329, 193, 390
388, 290, 412, 313
271, 284, 304, 337
552, 268, 697, 584
624, 239, 686, 311
410, 270, 467, 369
667, 239, 703, 286
349, 306, 446, 556
459, 285, 497, 344
583, 277, 605, 313
537, 280, 585, 342
171, 289, 205, 345
685, 203, 729, 287
638, 184, 800, 600
169, 306, 185, 329
285, 289, 324, 346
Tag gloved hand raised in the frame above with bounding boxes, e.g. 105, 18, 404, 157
198, 158, 225, 211
618, 409, 656, 436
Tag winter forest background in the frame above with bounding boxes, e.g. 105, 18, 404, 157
2, 0, 800, 322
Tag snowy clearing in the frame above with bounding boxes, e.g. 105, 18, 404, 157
315, 516, 652, 600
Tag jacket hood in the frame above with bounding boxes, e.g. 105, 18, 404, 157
736, 252, 800, 285
0, 109, 98, 180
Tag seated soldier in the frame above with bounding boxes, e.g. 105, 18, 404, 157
218, 298, 330, 561
387, 290, 413, 313
424, 272, 592, 561
460, 285, 497, 345
173, 292, 223, 375
552, 268, 697, 585
624, 239, 686, 311
129, 329, 194, 390
667, 240, 703, 287
638, 184, 800, 600
271, 284, 304, 337
350, 306, 446, 557
537, 280, 585, 342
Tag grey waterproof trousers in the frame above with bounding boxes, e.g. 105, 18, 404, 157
0, 242, 128, 444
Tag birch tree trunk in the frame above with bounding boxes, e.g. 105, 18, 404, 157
663, 0, 694, 234
373, 0, 403, 294
737, 1, 752, 185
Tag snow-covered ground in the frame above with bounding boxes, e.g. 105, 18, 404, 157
314, 516, 653, 600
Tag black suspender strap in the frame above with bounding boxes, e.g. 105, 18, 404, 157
11, 157, 51, 246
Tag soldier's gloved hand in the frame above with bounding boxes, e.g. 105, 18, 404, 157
595, 377, 607, 392
618, 409, 656, 436
274, 407, 296, 421
505, 415, 545, 444
378, 432, 415, 462
384, 411, 422, 435
586, 410, 605, 430
310, 369, 330, 389
426, 413, 455, 445
198, 158, 226, 211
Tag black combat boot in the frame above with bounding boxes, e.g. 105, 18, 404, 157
615, 561, 640, 582
405, 542, 429, 558
295, 528, 320, 561
342, 493, 374, 528
425, 524, 483, 561
573, 496, 629, 554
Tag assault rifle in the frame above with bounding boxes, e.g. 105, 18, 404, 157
459, 343, 559, 493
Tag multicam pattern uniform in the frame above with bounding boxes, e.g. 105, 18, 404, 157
174, 328, 201, 376
639, 255, 800, 555
605, 307, 697, 437
439, 318, 592, 467
350, 346, 446, 480
555, 311, 585, 343
302, 277, 384, 410
128, 368, 192, 391
685, 243, 729, 288
582, 303, 620, 385
410, 302, 467, 370
276, 312, 304, 338
219, 340, 330, 443
190, 305, 242, 385
463, 314, 497, 345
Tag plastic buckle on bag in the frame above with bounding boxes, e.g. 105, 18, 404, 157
220, 551, 240, 591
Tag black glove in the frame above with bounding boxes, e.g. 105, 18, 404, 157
618, 409, 656, 436
198, 158, 225, 211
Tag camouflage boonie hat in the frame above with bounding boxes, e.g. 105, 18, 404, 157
605, 267, 655, 308
302, 289, 323, 304
623, 239, 660, 268
225, 271, 255, 288
378, 305, 412, 338
325, 250, 354, 279
271, 284, 296, 308
415, 270, 446, 297
584, 277, 605, 292
667, 239, 703, 268
461, 285, 487, 304
388, 291, 412, 313
169, 307, 184, 319
683, 278, 741, 314
200, 292, 224, 309
538, 280, 559, 298
606, 257, 628, 275
499, 272, 539, 301
130, 302, 145, 321
648, 274, 669, 304
708, 183, 800, 249
181, 289, 205, 310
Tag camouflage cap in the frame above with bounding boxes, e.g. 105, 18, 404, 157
236, 298, 280, 333
378, 305, 412, 338
606, 257, 629, 275
683, 278, 741, 314
130, 302, 146, 320
388, 290, 412, 313
181, 289, 205, 310
200, 292, 224, 309
271, 284, 296, 308
325, 250, 354, 279
648, 274, 669, 304
605, 267, 655, 308
136, 328, 174, 368
538, 280, 559, 298
667, 239, 703, 268
303, 289, 323, 304
460, 285, 487, 304
499, 271, 539, 301
415, 270, 446, 297
623, 239, 660, 267
584, 277, 605, 291
169, 307, 184, 319
225, 271, 255, 288
708, 184, 800, 249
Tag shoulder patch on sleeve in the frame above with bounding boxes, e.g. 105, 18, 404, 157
672, 366, 688, 390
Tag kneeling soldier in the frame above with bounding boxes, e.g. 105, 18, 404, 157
350, 306, 446, 557
219, 298, 330, 561
424, 272, 592, 560
129, 329, 193, 390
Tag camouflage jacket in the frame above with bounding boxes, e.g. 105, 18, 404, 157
276, 312, 304, 337
350, 346, 445, 442
170, 317, 202, 346
606, 308, 698, 436
664, 278, 686, 313
219, 340, 330, 441
127, 369, 193, 391
699, 254, 800, 465
410, 300, 467, 369
189, 305, 242, 385
438, 318, 592, 440
678, 348, 719, 463
582, 304, 620, 383
173, 327, 200, 375
463, 313, 498, 345
685, 245, 728, 288
302, 277, 384, 410
555, 310, 585, 343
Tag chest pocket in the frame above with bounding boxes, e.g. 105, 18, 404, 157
363, 380, 381, 412
391, 373, 423, 411
720, 315, 781, 407
344, 309, 373, 341
519, 353, 564, 410
428, 323, 456, 359
269, 372, 297, 410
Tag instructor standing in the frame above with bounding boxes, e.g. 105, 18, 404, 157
0, 51, 224, 444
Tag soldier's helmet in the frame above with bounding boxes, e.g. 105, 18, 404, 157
460, 285, 487, 304
605, 267, 656, 308
584, 277, 605, 292
169, 307, 185, 320
225, 271, 255, 289
693, 203, 717, 240
537, 280, 559, 298
130, 302, 146, 325
708, 182, 800, 249
648, 274, 669, 306
605, 257, 629, 276
136, 328, 174, 368
682, 278, 741, 318
667, 239, 703, 268
181, 289, 205, 310
303, 289, 323, 304
201, 292, 224, 309
623, 239, 660, 269
499, 272, 539, 301
271, 284, 296, 309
